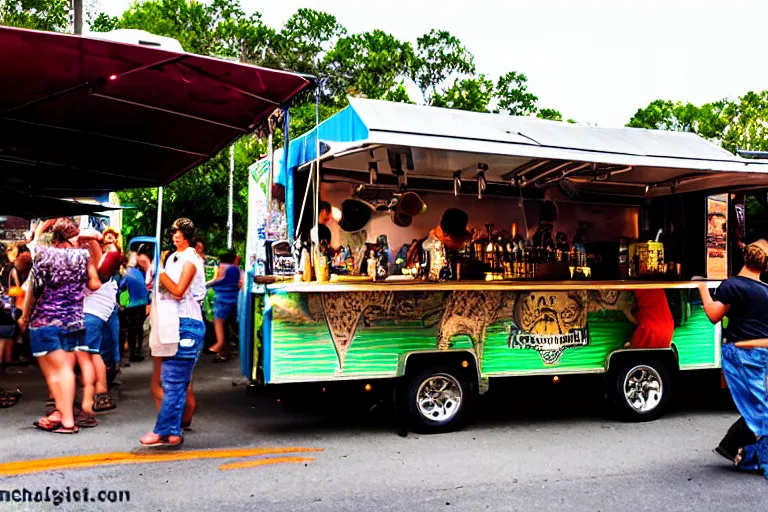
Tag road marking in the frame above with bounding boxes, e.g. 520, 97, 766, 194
0, 447, 323, 477
218, 456, 315, 470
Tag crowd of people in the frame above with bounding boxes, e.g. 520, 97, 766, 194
0, 216, 241, 448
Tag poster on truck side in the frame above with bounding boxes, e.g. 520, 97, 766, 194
706, 194, 728, 280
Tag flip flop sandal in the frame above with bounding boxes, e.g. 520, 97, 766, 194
181, 421, 192, 431
0, 389, 21, 408
52, 425, 80, 434
33, 416, 62, 432
75, 412, 99, 428
212, 353, 228, 363
93, 394, 116, 413
140, 435, 183, 448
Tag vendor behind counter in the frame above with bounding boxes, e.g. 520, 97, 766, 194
406, 208, 487, 280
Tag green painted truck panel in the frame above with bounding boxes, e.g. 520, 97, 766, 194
261, 288, 717, 383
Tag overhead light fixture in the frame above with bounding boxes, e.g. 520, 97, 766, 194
475, 163, 488, 200
453, 171, 462, 197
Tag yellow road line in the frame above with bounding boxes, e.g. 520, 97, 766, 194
0, 447, 323, 477
218, 456, 315, 470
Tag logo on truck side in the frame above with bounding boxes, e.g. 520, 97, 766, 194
508, 291, 590, 364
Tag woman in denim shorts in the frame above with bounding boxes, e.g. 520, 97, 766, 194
19, 219, 101, 434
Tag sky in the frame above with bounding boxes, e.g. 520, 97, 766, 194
97, 0, 768, 127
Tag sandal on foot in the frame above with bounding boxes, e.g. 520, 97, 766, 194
75, 411, 99, 428
34, 416, 62, 432
93, 393, 116, 413
181, 420, 192, 431
212, 353, 228, 363
139, 433, 183, 448
53, 425, 80, 434
0, 389, 21, 408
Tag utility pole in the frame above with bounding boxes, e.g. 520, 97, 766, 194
73, 0, 83, 35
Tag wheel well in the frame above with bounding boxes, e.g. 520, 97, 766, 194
605, 348, 679, 374
402, 351, 479, 382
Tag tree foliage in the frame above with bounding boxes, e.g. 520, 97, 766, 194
494, 71, 538, 116
0, 0, 69, 32
627, 94, 768, 155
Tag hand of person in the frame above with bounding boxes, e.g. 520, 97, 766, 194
18, 315, 29, 332
697, 281, 709, 294
146, 304, 151, 317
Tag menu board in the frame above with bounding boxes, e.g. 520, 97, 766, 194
706, 194, 728, 279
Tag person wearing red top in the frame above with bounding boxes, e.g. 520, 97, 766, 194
627, 289, 675, 349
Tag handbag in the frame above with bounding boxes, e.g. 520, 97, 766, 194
148, 261, 180, 357
148, 295, 180, 357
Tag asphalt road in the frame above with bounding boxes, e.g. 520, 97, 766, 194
0, 355, 765, 512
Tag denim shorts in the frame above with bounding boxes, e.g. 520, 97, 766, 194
0, 324, 15, 339
78, 313, 105, 354
213, 299, 238, 321
30, 326, 84, 357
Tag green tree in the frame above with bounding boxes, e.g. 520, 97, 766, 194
0, 0, 69, 32
265, 8, 345, 75
627, 98, 734, 142
384, 82, 414, 104
324, 29, 414, 101
431, 75, 493, 112
537, 108, 563, 121
721, 92, 768, 153
412, 29, 475, 102
493, 71, 538, 116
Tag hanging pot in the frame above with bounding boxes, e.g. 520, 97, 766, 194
390, 209, 413, 227
395, 191, 427, 217
339, 198, 373, 233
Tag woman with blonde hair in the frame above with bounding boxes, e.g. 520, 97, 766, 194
699, 239, 768, 479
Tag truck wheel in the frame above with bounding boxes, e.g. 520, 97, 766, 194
398, 366, 475, 434
608, 357, 672, 422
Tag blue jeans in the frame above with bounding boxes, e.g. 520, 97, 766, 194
153, 318, 205, 437
721, 343, 768, 478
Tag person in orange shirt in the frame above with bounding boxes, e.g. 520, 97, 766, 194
626, 289, 675, 349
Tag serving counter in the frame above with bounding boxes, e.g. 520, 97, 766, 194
265, 279, 718, 293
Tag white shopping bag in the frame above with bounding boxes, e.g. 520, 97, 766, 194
148, 265, 179, 357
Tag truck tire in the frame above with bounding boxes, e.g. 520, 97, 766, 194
608, 356, 672, 422
398, 366, 475, 434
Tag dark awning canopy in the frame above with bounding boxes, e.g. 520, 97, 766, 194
0, 192, 126, 219
0, 26, 314, 197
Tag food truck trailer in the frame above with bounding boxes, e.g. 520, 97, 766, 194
241, 98, 768, 433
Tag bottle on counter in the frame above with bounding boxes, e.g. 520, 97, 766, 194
367, 250, 378, 281
618, 238, 629, 279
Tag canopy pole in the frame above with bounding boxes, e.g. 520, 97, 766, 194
314, 86, 321, 230
283, 107, 293, 244
155, 186, 163, 273
227, 144, 234, 250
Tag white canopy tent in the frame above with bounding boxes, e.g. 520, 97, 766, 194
288, 98, 768, 198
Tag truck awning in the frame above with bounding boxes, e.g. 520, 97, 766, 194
276, 97, 768, 197
0, 25, 314, 197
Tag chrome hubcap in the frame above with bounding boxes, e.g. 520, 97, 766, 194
417, 374, 462, 423
623, 365, 662, 413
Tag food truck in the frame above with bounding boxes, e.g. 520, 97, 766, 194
240, 98, 768, 433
